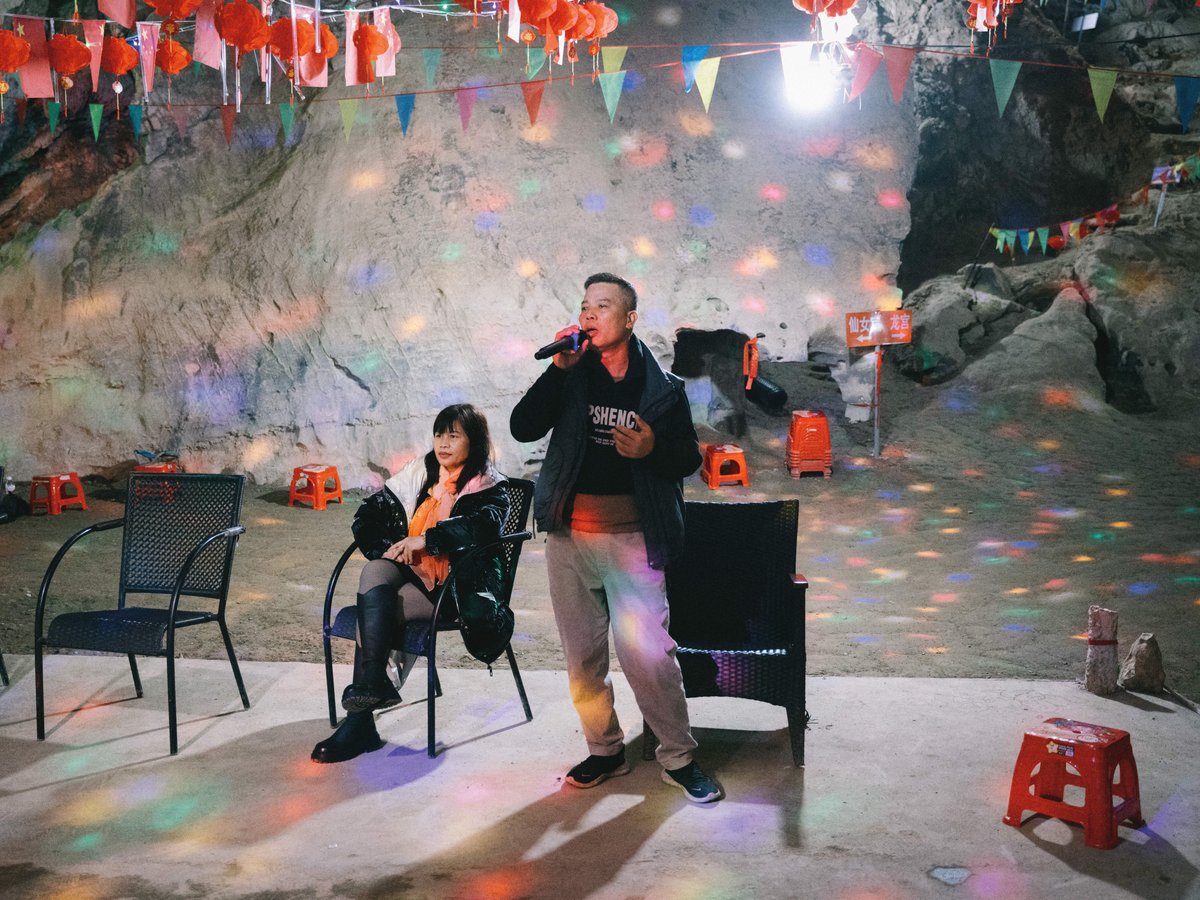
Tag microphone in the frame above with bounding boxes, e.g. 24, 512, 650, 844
534, 331, 584, 360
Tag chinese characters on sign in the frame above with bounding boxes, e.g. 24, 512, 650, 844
845, 310, 913, 348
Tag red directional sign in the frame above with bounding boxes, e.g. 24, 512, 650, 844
845, 309, 913, 348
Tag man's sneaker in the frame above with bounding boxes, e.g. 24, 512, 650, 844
661, 762, 724, 803
565, 749, 631, 788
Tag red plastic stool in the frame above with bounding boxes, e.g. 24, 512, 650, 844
288, 465, 343, 511
701, 443, 749, 489
29, 472, 88, 515
1003, 718, 1144, 849
787, 410, 832, 478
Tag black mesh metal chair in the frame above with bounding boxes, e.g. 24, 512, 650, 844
35, 473, 250, 754
322, 478, 535, 757
642, 499, 809, 766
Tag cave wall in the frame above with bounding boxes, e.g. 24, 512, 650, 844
0, 1, 918, 485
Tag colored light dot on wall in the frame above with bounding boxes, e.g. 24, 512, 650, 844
805, 244, 833, 266
652, 200, 675, 220
687, 240, 709, 260
350, 170, 384, 191
582, 193, 607, 212
518, 178, 542, 199
742, 295, 766, 313
807, 294, 836, 317
722, 141, 746, 159
627, 258, 650, 275
877, 189, 904, 209
689, 206, 715, 227
759, 183, 786, 202
827, 171, 853, 193
632, 237, 656, 257
440, 244, 463, 263
516, 259, 539, 278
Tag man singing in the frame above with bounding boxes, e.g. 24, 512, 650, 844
510, 272, 722, 803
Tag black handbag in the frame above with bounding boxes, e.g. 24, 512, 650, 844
351, 487, 408, 560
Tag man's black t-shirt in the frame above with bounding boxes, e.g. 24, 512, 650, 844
572, 349, 644, 496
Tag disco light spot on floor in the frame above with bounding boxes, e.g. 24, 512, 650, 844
916, 550, 942, 558
947, 573, 972, 582
1128, 582, 1158, 595
1090, 531, 1115, 542
1012, 540, 1039, 550
932, 593, 958, 603
1004, 623, 1033, 632
1042, 578, 1069, 590
926, 647, 947, 654
854, 597, 883, 604
1032, 464, 1063, 475
1109, 521, 1133, 529
850, 635, 880, 643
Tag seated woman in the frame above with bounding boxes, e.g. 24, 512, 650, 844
312, 403, 510, 764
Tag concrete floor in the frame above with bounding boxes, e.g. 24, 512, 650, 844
1, 654, 1198, 899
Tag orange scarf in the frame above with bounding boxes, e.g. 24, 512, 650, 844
407, 466, 460, 590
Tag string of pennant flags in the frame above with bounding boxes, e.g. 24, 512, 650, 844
987, 151, 1200, 256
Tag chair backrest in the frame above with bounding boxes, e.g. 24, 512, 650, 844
666, 499, 800, 651
120, 474, 245, 603
494, 478, 534, 604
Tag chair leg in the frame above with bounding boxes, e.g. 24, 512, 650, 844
786, 705, 807, 767
128, 654, 143, 698
505, 644, 533, 722
167, 653, 178, 756
217, 619, 250, 709
35, 640, 45, 741
323, 631, 339, 728
427, 655, 438, 758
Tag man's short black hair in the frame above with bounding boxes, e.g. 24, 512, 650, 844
584, 272, 638, 312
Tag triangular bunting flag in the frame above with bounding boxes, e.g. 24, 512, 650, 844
98, 0, 135, 29
1068, 220, 1082, 240
990, 227, 1004, 252
990, 58, 1021, 116
848, 45, 883, 102
1174, 75, 1200, 131
340, 98, 358, 140
880, 45, 916, 104
1036, 226, 1049, 253
694, 56, 720, 112
172, 105, 190, 140
220, 103, 236, 146
89, 102, 103, 141
1088, 68, 1118, 123
1059, 222, 1071, 243
47, 101, 60, 136
129, 103, 143, 139
526, 47, 547, 80
681, 45, 709, 93
456, 88, 478, 131
423, 49, 443, 88
1018, 230, 1031, 254
84, 20, 105, 92
395, 93, 415, 135
601, 45, 627, 75
521, 80, 546, 126
279, 102, 294, 141
598, 71, 626, 123
1001, 229, 1016, 253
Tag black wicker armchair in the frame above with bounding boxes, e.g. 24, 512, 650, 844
35, 473, 250, 754
642, 499, 809, 766
322, 477, 535, 757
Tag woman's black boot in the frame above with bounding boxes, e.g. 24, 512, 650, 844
342, 584, 403, 713
311, 712, 384, 764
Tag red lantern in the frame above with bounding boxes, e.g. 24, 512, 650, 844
216, 0, 270, 55
570, 6, 597, 42
309, 22, 338, 60
0, 29, 31, 73
584, 2, 618, 39
547, 0, 579, 35
269, 18, 315, 60
47, 33, 92, 76
794, 0, 858, 13
0, 28, 30, 124
352, 22, 389, 84
146, 0, 203, 19
101, 34, 139, 75
156, 37, 192, 74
